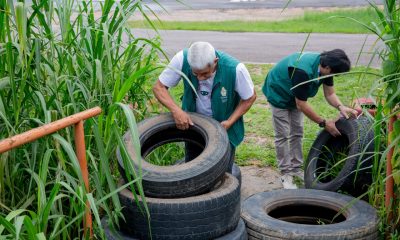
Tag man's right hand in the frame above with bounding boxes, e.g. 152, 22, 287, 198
325, 119, 341, 137
172, 109, 194, 130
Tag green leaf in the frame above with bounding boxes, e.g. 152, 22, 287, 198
115, 66, 150, 102
36, 232, 46, 240
382, 59, 398, 76
0, 209, 26, 235
23, 216, 37, 239
0, 215, 16, 236
41, 183, 61, 233
0, 77, 10, 90
52, 134, 84, 184
92, 123, 122, 213
14, 216, 25, 240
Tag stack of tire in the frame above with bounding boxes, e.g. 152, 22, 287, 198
304, 116, 375, 196
102, 113, 247, 240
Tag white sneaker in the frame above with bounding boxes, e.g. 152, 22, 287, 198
280, 174, 298, 189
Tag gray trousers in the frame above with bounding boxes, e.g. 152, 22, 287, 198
271, 105, 304, 174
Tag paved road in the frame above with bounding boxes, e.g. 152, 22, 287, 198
143, 0, 383, 11
133, 29, 381, 67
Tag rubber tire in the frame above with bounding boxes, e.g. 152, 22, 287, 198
117, 113, 231, 198
102, 217, 247, 240
101, 217, 138, 240
175, 152, 240, 185
305, 117, 374, 196
231, 163, 242, 186
119, 173, 241, 240
216, 218, 248, 240
241, 189, 379, 240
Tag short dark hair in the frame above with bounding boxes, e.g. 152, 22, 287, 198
320, 49, 351, 74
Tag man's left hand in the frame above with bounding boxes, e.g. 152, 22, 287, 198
221, 120, 232, 130
339, 106, 358, 119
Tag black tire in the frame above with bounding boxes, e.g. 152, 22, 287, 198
118, 113, 231, 198
231, 163, 242, 186
241, 189, 379, 240
216, 218, 248, 240
119, 173, 241, 240
101, 217, 138, 240
102, 217, 247, 240
305, 117, 374, 196
176, 150, 239, 185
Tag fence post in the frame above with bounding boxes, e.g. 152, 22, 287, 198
74, 120, 93, 238
0, 107, 101, 239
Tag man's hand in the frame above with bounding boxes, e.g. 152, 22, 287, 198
339, 105, 358, 119
172, 109, 194, 130
325, 119, 341, 137
220, 120, 232, 130
153, 80, 194, 130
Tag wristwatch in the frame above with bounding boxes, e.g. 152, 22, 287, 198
318, 119, 326, 128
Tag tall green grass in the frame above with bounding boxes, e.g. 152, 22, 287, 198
344, 0, 400, 238
0, 0, 161, 238
129, 7, 380, 34
369, 1, 400, 237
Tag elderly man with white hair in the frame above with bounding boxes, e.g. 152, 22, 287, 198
153, 41, 256, 171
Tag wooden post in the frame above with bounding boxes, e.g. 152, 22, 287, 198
0, 107, 101, 239
75, 121, 93, 238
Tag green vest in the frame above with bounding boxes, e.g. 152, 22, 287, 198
262, 52, 323, 109
181, 49, 244, 147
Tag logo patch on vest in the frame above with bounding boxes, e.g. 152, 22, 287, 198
221, 87, 227, 97
220, 87, 228, 103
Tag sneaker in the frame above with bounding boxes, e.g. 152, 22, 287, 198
280, 174, 297, 189
292, 170, 304, 180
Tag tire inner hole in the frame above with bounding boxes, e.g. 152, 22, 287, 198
268, 203, 347, 225
141, 127, 206, 166
315, 135, 350, 183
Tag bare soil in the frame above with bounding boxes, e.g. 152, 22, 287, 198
240, 165, 282, 202
131, 6, 364, 22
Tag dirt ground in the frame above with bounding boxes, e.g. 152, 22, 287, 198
239, 165, 283, 202
131, 6, 364, 22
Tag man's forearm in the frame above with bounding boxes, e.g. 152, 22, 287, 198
323, 85, 342, 109
296, 97, 342, 136
153, 80, 181, 113
325, 93, 342, 109
153, 80, 194, 130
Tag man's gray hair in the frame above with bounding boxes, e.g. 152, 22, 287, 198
187, 42, 216, 70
